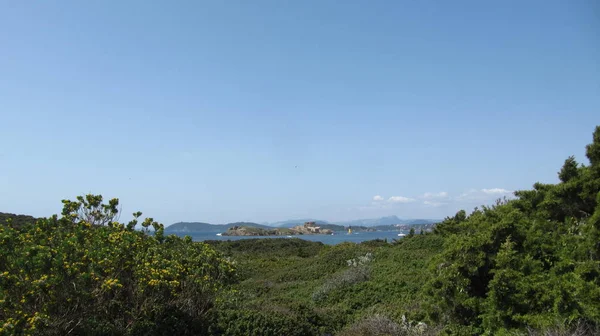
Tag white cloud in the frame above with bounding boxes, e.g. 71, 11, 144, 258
481, 188, 511, 195
388, 196, 415, 203
424, 200, 445, 207
362, 188, 512, 213
423, 191, 448, 199
455, 188, 514, 203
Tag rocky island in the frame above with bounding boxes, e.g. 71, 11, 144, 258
222, 221, 334, 236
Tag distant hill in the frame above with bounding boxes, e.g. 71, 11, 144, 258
404, 219, 438, 225
373, 223, 438, 231
269, 219, 330, 228
337, 216, 401, 227
165, 221, 273, 233
0, 212, 38, 228
317, 224, 346, 232
336, 216, 440, 227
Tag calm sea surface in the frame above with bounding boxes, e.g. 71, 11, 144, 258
170, 230, 408, 245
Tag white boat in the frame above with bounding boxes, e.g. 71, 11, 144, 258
216, 233, 222, 236
397, 233, 406, 237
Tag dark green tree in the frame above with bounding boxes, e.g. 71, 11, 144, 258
559, 156, 579, 183
425, 126, 600, 333
586, 126, 600, 167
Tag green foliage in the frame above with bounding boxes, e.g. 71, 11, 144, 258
316, 224, 347, 231
312, 254, 372, 302
207, 238, 324, 258
586, 126, 600, 167
559, 156, 579, 183
0, 195, 235, 335
338, 314, 440, 336
212, 303, 332, 336
338, 314, 402, 336
0, 213, 37, 229
207, 234, 444, 335
424, 127, 600, 334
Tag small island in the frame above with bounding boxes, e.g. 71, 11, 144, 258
222, 221, 334, 236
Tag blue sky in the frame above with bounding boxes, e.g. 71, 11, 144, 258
1, 1, 598, 224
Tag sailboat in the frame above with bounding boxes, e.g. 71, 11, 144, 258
347, 227, 352, 235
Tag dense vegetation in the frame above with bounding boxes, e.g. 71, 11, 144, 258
0, 196, 235, 335
0, 213, 37, 229
205, 236, 444, 335
1, 126, 600, 335
423, 127, 600, 334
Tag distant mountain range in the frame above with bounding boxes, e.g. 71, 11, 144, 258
268, 219, 331, 228
166, 216, 441, 233
336, 216, 439, 227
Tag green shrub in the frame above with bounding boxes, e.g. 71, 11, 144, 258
424, 127, 600, 334
0, 195, 235, 335
338, 314, 440, 336
312, 265, 371, 302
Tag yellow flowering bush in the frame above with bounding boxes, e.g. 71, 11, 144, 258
0, 195, 235, 335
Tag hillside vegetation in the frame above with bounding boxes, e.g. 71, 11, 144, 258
0, 213, 37, 229
205, 236, 444, 335
1, 126, 600, 335
0, 196, 235, 335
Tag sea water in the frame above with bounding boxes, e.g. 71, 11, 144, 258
170, 230, 408, 245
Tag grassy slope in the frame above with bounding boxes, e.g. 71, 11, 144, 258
206, 234, 444, 334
